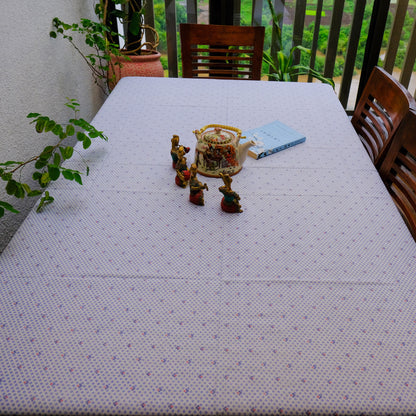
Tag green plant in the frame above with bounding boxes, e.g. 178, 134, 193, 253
50, 0, 159, 94
263, 0, 334, 86
100, 0, 159, 54
0, 99, 108, 217
50, 16, 121, 95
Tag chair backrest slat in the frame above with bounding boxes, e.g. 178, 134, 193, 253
379, 108, 416, 240
180, 23, 265, 80
351, 66, 414, 168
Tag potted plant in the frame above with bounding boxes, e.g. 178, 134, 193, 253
263, 0, 334, 86
101, 0, 164, 88
50, 0, 163, 94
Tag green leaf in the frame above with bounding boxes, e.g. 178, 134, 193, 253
39, 146, 54, 161
42, 145, 54, 154
77, 132, 87, 141
66, 124, 75, 136
50, 31, 57, 38
36, 191, 54, 212
294, 45, 311, 55
40, 172, 51, 186
129, 11, 142, 36
0, 201, 20, 214
88, 131, 100, 138
14, 184, 25, 199
60, 146, 74, 160
83, 137, 92, 149
292, 64, 335, 87
45, 120, 56, 133
74, 173, 83, 185
277, 51, 286, 72
71, 118, 83, 127
28, 190, 43, 197
27, 112, 41, 119
34, 160, 47, 170
35, 118, 47, 133
0, 161, 21, 167
65, 98, 80, 107
53, 153, 61, 166
22, 183, 31, 194
52, 124, 63, 136
48, 165, 60, 181
5, 180, 17, 196
62, 170, 74, 180
32, 171, 42, 181
0, 207, 4, 217
66, 146, 74, 159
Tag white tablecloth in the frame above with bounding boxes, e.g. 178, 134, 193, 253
1, 77, 416, 415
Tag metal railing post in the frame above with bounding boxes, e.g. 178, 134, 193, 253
324, 0, 345, 79
356, 0, 391, 105
308, 0, 323, 83
384, 0, 409, 73
292, 0, 306, 78
186, 0, 198, 24
339, 0, 366, 108
165, 0, 178, 77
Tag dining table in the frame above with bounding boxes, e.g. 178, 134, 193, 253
1, 76, 416, 416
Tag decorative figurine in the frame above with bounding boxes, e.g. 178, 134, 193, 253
218, 173, 243, 213
175, 146, 190, 188
193, 124, 255, 177
189, 163, 208, 205
170, 134, 190, 169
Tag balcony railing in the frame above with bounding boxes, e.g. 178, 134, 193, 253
143, 0, 416, 112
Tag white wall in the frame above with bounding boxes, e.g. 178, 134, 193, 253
0, 0, 105, 252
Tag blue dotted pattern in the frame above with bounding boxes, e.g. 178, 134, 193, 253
1, 78, 416, 415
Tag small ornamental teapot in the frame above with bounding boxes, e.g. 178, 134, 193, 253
193, 124, 255, 177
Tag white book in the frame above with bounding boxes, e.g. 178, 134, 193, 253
243, 120, 306, 159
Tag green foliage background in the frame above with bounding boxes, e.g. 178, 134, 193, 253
152, 0, 416, 77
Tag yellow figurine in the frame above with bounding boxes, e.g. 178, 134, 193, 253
189, 163, 208, 205
170, 134, 190, 169
175, 146, 190, 188
218, 173, 242, 213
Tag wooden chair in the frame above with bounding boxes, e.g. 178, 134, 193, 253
351, 66, 414, 168
180, 23, 265, 80
378, 108, 416, 240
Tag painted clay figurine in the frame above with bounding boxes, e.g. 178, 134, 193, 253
189, 163, 208, 205
218, 173, 243, 213
170, 134, 190, 168
175, 146, 190, 188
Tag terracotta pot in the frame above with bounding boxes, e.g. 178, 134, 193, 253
108, 50, 164, 89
